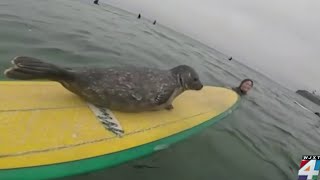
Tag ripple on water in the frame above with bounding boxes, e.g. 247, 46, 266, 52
0, 32, 45, 45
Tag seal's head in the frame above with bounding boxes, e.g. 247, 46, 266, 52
170, 65, 203, 90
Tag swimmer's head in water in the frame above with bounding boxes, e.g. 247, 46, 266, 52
239, 79, 253, 94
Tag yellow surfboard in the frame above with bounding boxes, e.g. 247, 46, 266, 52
0, 81, 239, 180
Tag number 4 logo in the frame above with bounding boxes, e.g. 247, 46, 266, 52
298, 160, 320, 180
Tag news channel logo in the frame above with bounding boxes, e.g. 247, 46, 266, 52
298, 155, 320, 180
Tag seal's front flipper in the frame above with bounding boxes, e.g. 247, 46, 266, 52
154, 88, 174, 106
165, 104, 174, 110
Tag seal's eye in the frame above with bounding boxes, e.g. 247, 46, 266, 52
193, 78, 198, 81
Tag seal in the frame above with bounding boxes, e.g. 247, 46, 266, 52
4, 56, 203, 112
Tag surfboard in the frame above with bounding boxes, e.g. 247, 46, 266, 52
0, 81, 239, 180
294, 101, 313, 113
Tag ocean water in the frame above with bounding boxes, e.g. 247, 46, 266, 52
1, 0, 319, 180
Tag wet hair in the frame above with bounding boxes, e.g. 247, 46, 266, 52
239, 79, 253, 88
233, 78, 253, 96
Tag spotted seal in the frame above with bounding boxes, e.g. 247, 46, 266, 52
4, 56, 203, 112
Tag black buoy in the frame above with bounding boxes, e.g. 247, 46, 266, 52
153, 20, 156, 25
93, 0, 99, 5
228, 57, 232, 61
137, 14, 141, 19
315, 112, 320, 117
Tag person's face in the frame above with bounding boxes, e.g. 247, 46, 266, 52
240, 81, 252, 93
